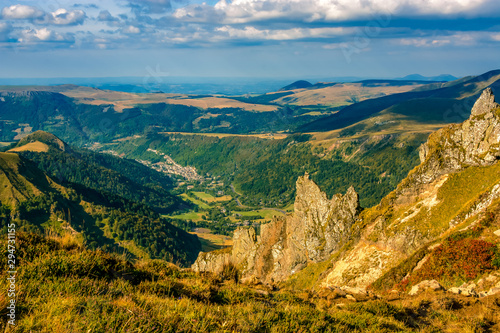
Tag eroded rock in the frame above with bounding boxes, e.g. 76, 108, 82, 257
192, 173, 360, 284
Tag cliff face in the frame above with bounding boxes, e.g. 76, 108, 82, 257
413, 88, 500, 185
323, 88, 500, 289
192, 173, 360, 284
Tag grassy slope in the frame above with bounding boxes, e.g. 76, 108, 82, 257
299, 70, 500, 133
0, 152, 201, 265
1, 232, 494, 332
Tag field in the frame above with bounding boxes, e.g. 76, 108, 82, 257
161, 132, 289, 139
191, 228, 233, 252
180, 193, 211, 209
192, 191, 232, 203
167, 211, 205, 222
274, 82, 428, 106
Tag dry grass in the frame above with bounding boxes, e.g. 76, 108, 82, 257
8, 141, 49, 153
161, 132, 289, 139
191, 229, 233, 252
274, 82, 426, 106
61, 87, 278, 112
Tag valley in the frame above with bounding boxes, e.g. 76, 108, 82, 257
3, 70, 500, 332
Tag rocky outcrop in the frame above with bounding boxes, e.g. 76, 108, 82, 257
192, 173, 360, 284
323, 89, 500, 290
191, 248, 232, 273
413, 88, 500, 185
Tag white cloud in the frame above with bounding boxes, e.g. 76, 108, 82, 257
396, 32, 487, 48
216, 26, 353, 41
123, 25, 141, 34
48, 8, 86, 25
98, 10, 119, 22
490, 33, 500, 42
174, 0, 497, 24
1, 4, 44, 19
128, 0, 175, 13
18, 28, 75, 43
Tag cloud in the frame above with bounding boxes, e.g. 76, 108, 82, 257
47, 8, 86, 25
174, 0, 500, 24
1, 5, 44, 19
122, 25, 141, 34
98, 10, 119, 22
395, 32, 492, 48
215, 26, 353, 41
18, 27, 75, 43
72, 3, 99, 9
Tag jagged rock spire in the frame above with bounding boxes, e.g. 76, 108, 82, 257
471, 88, 498, 116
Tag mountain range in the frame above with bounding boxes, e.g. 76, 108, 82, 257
3, 70, 500, 331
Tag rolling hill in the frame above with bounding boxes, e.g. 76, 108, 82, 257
0, 150, 201, 265
299, 69, 500, 133
8, 131, 183, 213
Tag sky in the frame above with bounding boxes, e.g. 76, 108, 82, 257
0, 0, 499, 80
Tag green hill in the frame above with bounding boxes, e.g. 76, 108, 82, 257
0, 151, 201, 265
10, 131, 182, 213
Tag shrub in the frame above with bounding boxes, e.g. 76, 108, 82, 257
407, 238, 497, 287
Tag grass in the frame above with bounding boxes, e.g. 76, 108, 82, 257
167, 211, 204, 221
411, 162, 500, 236
285, 256, 335, 291
191, 230, 233, 252
8, 141, 49, 153
161, 132, 288, 139
3, 231, 497, 332
192, 192, 232, 203
181, 193, 211, 209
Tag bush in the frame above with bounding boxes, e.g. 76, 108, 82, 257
408, 238, 497, 287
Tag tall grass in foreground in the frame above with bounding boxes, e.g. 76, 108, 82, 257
0, 232, 494, 332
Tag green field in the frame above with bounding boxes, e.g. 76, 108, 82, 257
193, 191, 232, 202
167, 211, 204, 221
181, 193, 211, 209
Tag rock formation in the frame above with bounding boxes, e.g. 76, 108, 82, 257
192, 173, 360, 284
323, 88, 500, 289
414, 88, 500, 185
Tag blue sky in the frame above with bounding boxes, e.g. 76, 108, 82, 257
0, 0, 499, 79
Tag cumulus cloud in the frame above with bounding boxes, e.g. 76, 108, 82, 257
47, 8, 86, 25
18, 27, 75, 43
1, 4, 44, 19
216, 26, 353, 41
174, 0, 499, 24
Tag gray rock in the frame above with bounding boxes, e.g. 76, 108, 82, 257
409, 280, 444, 295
